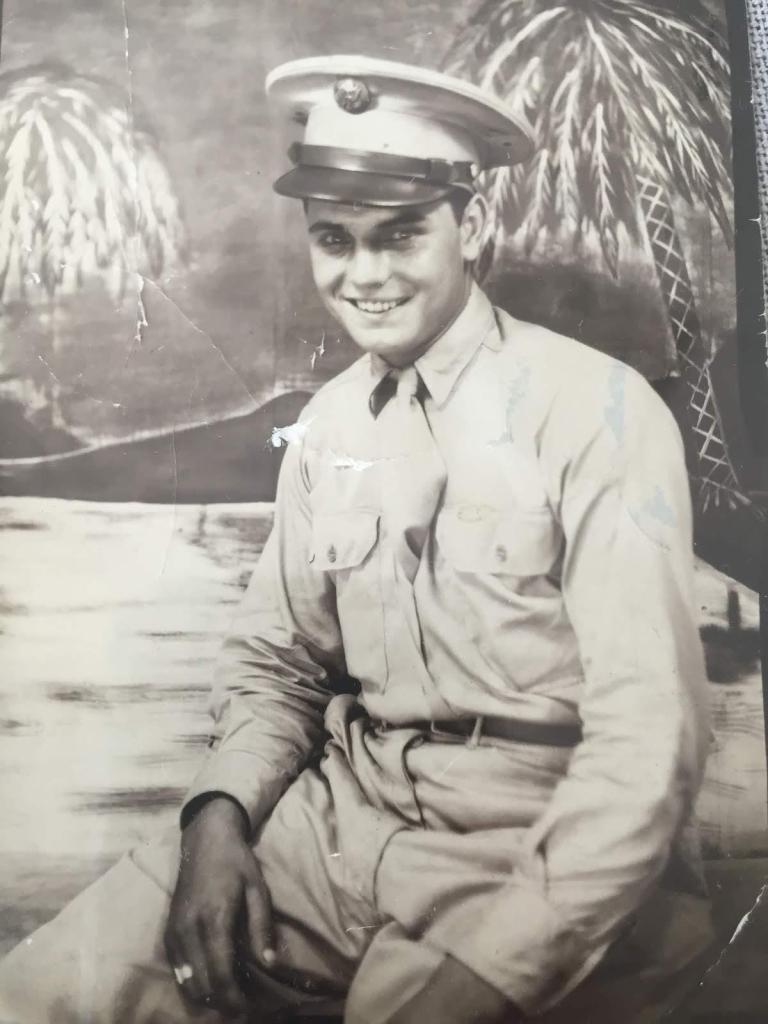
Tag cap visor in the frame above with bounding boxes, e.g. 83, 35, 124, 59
273, 166, 457, 207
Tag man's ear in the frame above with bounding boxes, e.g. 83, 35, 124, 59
459, 193, 488, 263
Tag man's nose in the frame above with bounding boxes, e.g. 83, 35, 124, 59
346, 247, 390, 290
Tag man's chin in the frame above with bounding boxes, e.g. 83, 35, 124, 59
344, 329, 425, 364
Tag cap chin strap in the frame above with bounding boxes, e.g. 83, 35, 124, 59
288, 142, 476, 190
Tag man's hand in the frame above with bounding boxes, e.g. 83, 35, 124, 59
164, 796, 275, 1018
387, 956, 521, 1024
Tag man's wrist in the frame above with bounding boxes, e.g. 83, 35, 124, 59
180, 791, 250, 837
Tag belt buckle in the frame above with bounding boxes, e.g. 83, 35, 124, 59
467, 716, 484, 749
428, 717, 484, 747
428, 720, 453, 740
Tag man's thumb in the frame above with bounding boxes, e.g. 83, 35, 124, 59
245, 873, 276, 966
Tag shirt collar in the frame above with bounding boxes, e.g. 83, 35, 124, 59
368, 283, 500, 408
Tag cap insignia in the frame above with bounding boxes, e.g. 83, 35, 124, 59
333, 77, 372, 115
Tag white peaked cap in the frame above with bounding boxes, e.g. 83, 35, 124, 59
265, 55, 535, 206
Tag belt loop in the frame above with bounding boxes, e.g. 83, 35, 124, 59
467, 716, 484, 749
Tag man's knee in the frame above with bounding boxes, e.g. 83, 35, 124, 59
0, 834, 183, 1024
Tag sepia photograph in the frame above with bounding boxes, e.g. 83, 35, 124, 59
0, 1, 766, 1022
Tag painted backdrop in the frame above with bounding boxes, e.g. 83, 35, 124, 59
0, 3, 766, 999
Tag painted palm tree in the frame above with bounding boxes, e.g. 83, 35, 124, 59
444, 0, 749, 515
0, 63, 185, 422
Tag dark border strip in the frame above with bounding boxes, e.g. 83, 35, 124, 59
726, 0, 768, 810
729, 0, 768, 456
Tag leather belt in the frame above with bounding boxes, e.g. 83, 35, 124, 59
376, 716, 583, 749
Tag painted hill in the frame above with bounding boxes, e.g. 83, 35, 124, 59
0, 391, 311, 504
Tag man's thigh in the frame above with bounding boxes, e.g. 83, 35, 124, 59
0, 833, 211, 1024
250, 762, 388, 988
0, 763, 380, 1024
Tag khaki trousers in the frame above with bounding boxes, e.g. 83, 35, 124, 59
0, 696, 714, 1024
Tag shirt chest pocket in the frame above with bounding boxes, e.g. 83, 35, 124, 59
309, 510, 386, 690
436, 506, 561, 578
310, 511, 380, 573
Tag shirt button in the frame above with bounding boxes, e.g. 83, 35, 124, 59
327, 545, 337, 564
495, 544, 507, 563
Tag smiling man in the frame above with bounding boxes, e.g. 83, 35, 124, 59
0, 56, 714, 1024
306, 197, 481, 367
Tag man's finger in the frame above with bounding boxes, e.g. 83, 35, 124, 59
167, 926, 214, 1008
200, 912, 250, 1016
245, 873, 276, 966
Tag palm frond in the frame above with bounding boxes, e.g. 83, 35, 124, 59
0, 66, 185, 306
479, 5, 566, 92
550, 61, 584, 223
444, 0, 732, 273
523, 148, 557, 256
584, 101, 620, 273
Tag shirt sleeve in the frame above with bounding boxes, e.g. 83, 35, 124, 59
444, 363, 711, 1013
182, 413, 346, 833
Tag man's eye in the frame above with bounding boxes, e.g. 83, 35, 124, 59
317, 234, 349, 252
377, 229, 423, 250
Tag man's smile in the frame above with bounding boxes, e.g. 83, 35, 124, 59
343, 297, 411, 315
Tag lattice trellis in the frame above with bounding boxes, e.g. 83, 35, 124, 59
636, 174, 751, 512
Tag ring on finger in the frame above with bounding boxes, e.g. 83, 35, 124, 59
173, 963, 195, 986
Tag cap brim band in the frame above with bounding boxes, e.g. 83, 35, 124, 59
274, 166, 468, 206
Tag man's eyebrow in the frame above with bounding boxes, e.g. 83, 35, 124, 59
308, 219, 348, 235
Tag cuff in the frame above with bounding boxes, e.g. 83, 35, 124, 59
181, 747, 299, 834
180, 791, 250, 831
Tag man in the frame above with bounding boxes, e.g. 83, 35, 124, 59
0, 56, 713, 1024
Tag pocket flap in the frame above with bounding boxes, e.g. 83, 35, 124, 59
437, 506, 559, 577
311, 511, 380, 570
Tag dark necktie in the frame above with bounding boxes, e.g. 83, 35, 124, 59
370, 365, 447, 583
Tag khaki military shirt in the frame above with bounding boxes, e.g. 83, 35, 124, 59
186, 283, 709, 1007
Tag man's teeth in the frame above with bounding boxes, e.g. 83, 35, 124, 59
351, 299, 402, 313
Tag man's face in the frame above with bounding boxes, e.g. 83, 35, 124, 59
305, 196, 483, 366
